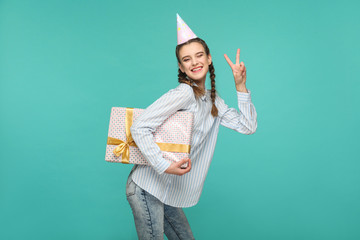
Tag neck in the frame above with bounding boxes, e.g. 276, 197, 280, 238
192, 78, 206, 91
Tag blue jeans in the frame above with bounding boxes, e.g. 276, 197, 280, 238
126, 167, 195, 240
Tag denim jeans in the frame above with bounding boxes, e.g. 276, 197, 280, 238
126, 167, 195, 240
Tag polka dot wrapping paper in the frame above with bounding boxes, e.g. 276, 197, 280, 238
105, 107, 194, 165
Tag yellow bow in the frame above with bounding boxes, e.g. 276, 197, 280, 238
107, 108, 137, 164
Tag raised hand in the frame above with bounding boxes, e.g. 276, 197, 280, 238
224, 48, 247, 92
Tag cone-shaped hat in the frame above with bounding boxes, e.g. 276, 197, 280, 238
177, 13, 197, 45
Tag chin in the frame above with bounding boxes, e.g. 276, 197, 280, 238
190, 74, 207, 82
187, 72, 205, 80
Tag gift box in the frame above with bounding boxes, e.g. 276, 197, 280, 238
105, 107, 194, 165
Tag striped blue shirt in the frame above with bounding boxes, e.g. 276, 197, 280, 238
130, 83, 257, 208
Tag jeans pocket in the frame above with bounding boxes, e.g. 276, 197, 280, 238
126, 177, 136, 197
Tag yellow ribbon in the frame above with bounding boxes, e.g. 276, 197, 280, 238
107, 108, 191, 164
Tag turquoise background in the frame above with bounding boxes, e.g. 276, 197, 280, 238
1, 0, 359, 239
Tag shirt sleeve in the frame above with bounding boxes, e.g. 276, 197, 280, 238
215, 89, 257, 134
130, 84, 195, 175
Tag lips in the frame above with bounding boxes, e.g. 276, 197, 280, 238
191, 66, 203, 72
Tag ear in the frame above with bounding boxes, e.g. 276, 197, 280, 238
178, 62, 184, 73
207, 54, 212, 65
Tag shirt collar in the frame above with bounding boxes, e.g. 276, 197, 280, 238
200, 92, 208, 101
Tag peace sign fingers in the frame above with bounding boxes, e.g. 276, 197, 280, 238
224, 48, 247, 87
224, 53, 234, 68
224, 48, 241, 69
236, 48, 240, 65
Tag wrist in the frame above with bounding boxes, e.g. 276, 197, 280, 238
236, 84, 248, 93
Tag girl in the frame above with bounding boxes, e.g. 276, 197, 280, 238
125, 14, 257, 239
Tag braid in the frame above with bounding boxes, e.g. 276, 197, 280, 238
209, 63, 218, 117
177, 69, 189, 84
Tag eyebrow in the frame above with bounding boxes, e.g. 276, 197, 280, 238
181, 51, 204, 60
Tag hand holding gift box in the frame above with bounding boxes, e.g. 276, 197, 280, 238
105, 107, 194, 166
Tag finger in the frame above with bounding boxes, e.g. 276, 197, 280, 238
183, 167, 191, 174
240, 61, 245, 68
177, 158, 189, 170
177, 157, 189, 166
224, 54, 234, 67
179, 158, 191, 173
181, 162, 191, 174
184, 158, 191, 170
178, 169, 189, 176
236, 48, 240, 65
182, 158, 191, 171
177, 164, 191, 175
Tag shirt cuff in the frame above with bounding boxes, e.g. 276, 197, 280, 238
153, 158, 171, 175
236, 89, 252, 103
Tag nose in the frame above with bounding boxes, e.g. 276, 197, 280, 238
191, 58, 198, 66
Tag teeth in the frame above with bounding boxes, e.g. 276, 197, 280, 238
192, 67, 202, 71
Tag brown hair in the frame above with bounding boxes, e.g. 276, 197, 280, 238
175, 37, 218, 117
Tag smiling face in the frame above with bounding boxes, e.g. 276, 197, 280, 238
178, 42, 212, 83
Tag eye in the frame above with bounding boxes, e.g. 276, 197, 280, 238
197, 54, 203, 57
183, 59, 189, 62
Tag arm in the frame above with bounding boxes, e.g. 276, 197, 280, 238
220, 48, 257, 134
130, 84, 194, 175
216, 90, 257, 134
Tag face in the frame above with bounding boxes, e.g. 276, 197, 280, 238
178, 42, 212, 83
